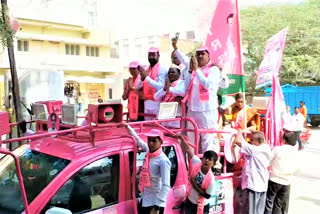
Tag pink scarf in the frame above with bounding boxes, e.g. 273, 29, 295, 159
188, 65, 210, 103
128, 75, 140, 120
163, 80, 179, 102
188, 162, 213, 214
143, 63, 160, 100
138, 147, 163, 192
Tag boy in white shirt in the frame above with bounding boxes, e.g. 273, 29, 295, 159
264, 132, 300, 214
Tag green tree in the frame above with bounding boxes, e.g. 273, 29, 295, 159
240, 0, 320, 89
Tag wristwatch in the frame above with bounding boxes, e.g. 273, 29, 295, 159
153, 205, 160, 210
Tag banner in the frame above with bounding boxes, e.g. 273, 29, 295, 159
196, 0, 244, 95
256, 28, 288, 89
265, 76, 286, 148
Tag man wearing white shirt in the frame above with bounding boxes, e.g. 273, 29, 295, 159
265, 132, 301, 214
171, 38, 190, 80
183, 46, 229, 153
292, 107, 304, 150
154, 67, 186, 128
282, 106, 293, 131
123, 124, 171, 214
136, 47, 167, 120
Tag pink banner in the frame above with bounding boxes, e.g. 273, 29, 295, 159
266, 76, 286, 148
197, 0, 243, 76
256, 28, 288, 89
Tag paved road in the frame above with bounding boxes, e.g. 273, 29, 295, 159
288, 127, 320, 214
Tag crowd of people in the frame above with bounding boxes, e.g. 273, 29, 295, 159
121, 40, 304, 214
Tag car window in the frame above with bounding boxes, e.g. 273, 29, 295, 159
41, 154, 120, 214
135, 146, 177, 198
0, 148, 70, 213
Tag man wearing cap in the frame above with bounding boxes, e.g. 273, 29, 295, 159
184, 46, 229, 153
135, 47, 167, 120
121, 123, 171, 214
122, 61, 144, 121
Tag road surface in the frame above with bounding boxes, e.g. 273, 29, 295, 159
288, 127, 320, 214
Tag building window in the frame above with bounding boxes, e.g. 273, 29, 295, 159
186, 31, 195, 40
65, 44, 80, 55
109, 88, 112, 99
17, 40, 29, 52
110, 47, 119, 58
76, 45, 80, 55
86, 46, 99, 57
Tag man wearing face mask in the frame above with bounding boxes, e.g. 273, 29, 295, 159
136, 47, 167, 120
184, 46, 229, 153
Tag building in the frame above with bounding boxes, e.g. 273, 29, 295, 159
0, 0, 122, 117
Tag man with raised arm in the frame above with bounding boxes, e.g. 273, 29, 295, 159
176, 134, 217, 214
121, 123, 171, 214
183, 46, 229, 153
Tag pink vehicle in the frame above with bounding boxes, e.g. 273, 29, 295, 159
0, 103, 241, 214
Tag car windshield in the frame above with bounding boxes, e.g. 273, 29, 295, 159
0, 146, 70, 213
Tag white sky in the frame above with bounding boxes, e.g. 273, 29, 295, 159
98, 0, 306, 39
10, 0, 307, 39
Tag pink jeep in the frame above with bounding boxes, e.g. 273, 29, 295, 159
0, 103, 240, 214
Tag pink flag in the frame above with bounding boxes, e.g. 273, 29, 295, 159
261, 29, 288, 147
256, 28, 288, 89
266, 76, 286, 148
196, 0, 244, 94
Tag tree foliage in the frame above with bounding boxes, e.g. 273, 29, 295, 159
240, 0, 320, 89
0, 4, 14, 48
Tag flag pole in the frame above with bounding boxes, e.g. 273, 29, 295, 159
235, 0, 246, 129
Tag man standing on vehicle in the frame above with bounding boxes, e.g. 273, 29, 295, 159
154, 66, 186, 128
171, 37, 189, 80
121, 123, 171, 214
184, 46, 229, 153
122, 61, 144, 121
135, 47, 167, 120
176, 134, 217, 214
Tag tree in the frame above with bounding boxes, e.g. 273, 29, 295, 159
1, 0, 23, 146
240, 0, 320, 89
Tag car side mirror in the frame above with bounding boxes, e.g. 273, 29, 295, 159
45, 207, 72, 214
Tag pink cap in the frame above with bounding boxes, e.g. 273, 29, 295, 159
145, 129, 164, 141
148, 47, 160, 53
196, 45, 209, 52
129, 61, 139, 68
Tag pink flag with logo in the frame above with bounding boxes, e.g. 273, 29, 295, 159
196, 0, 244, 95
263, 29, 288, 147
256, 28, 288, 89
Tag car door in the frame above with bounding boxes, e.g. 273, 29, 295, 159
135, 144, 188, 214
39, 151, 131, 214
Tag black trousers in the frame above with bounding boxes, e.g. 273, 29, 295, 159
184, 198, 210, 214
138, 200, 164, 214
295, 131, 302, 148
264, 180, 290, 214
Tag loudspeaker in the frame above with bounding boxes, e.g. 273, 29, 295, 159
88, 103, 123, 125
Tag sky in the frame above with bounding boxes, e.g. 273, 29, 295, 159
98, 0, 306, 39
9, 0, 307, 39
